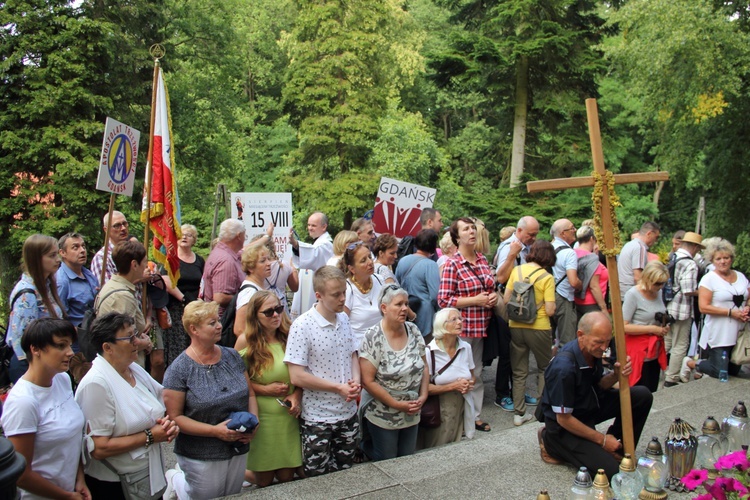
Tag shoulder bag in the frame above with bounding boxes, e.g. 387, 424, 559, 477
420, 346, 462, 429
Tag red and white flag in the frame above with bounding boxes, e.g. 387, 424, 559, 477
141, 67, 181, 284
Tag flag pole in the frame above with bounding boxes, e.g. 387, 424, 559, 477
100, 193, 116, 287
143, 44, 164, 311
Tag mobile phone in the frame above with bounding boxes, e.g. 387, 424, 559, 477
291, 228, 300, 241
276, 398, 292, 408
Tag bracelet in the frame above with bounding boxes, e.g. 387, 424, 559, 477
601, 433, 607, 448
144, 429, 154, 448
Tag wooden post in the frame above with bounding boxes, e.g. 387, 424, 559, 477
526, 98, 670, 457
142, 57, 161, 311
100, 193, 116, 288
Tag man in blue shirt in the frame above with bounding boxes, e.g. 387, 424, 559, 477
56, 232, 98, 327
550, 219, 582, 345
536, 312, 653, 479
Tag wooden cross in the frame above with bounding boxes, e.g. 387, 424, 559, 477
526, 98, 669, 457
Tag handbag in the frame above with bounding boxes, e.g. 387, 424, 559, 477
156, 307, 172, 329
731, 324, 750, 365
420, 347, 462, 429
100, 459, 165, 500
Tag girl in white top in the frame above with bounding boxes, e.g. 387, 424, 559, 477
339, 242, 387, 348
373, 234, 399, 285
326, 230, 359, 267
0, 318, 89, 500
233, 245, 272, 338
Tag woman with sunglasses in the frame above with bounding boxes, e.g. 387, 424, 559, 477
359, 285, 429, 461
75, 312, 178, 499
338, 242, 386, 348
622, 260, 670, 392
682, 239, 750, 380
235, 291, 302, 487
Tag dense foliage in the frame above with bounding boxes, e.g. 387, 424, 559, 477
2, 0, 749, 304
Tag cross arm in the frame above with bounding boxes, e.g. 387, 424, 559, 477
526, 171, 670, 193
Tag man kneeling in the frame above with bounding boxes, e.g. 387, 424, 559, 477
536, 311, 653, 479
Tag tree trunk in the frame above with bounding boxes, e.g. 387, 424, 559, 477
653, 180, 664, 207
509, 55, 529, 188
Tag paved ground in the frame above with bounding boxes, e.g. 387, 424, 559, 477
164, 360, 748, 499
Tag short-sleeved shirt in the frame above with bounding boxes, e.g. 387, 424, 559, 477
437, 252, 494, 338
622, 286, 665, 327
618, 239, 648, 297
552, 238, 578, 301
666, 249, 699, 321
7, 275, 63, 360
374, 263, 398, 286
235, 280, 263, 310
494, 234, 529, 272
96, 275, 146, 336
574, 249, 608, 307
202, 241, 244, 316
163, 347, 250, 460
56, 263, 98, 326
539, 339, 604, 426
284, 307, 358, 424
505, 264, 555, 330
92, 242, 143, 305
265, 260, 294, 312
359, 322, 426, 430
345, 275, 384, 348
1, 373, 84, 499
698, 271, 750, 349
395, 255, 440, 336
426, 338, 474, 385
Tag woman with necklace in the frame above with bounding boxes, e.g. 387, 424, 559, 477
359, 285, 429, 461
2, 318, 90, 499
339, 242, 388, 348
163, 301, 259, 499
682, 239, 750, 380
232, 245, 272, 340
236, 291, 303, 487
418, 307, 476, 449
622, 260, 670, 392
75, 313, 178, 499
438, 217, 497, 432
162, 224, 205, 366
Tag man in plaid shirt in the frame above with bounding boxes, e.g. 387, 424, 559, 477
664, 232, 705, 387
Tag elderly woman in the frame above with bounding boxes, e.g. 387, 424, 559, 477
1, 318, 89, 499
682, 239, 750, 380
162, 224, 205, 366
327, 230, 359, 267
339, 242, 386, 348
574, 225, 608, 318
438, 217, 497, 432
75, 313, 178, 499
418, 308, 475, 449
235, 291, 303, 487
437, 231, 456, 274
359, 285, 429, 461
163, 301, 259, 500
503, 240, 556, 426
622, 261, 670, 392
232, 245, 272, 338
7, 234, 66, 383
373, 234, 399, 285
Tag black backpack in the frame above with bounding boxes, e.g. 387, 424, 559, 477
78, 288, 131, 360
393, 235, 415, 272
1, 288, 35, 389
219, 283, 258, 347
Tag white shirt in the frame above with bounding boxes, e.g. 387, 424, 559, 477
426, 338, 475, 385
345, 276, 384, 348
284, 306, 358, 423
699, 270, 750, 349
235, 279, 264, 310
1, 373, 84, 499
291, 232, 334, 318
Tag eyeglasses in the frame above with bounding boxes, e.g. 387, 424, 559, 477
445, 317, 463, 324
112, 221, 129, 230
260, 305, 285, 318
563, 227, 576, 233
114, 331, 139, 344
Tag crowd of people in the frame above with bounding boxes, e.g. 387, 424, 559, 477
1, 206, 748, 498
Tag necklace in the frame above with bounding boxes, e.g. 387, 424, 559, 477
190, 345, 216, 370
351, 275, 373, 296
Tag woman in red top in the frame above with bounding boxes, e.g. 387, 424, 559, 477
574, 226, 609, 318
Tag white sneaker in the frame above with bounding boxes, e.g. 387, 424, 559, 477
164, 464, 181, 500
679, 356, 693, 383
514, 413, 534, 426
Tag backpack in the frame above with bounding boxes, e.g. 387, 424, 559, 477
78, 288, 131, 360
507, 267, 548, 324
663, 255, 694, 304
393, 236, 415, 272
0, 288, 35, 389
219, 283, 258, 347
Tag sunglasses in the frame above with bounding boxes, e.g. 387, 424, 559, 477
346, 242, 365, 251
260, 305, 285, 318
654, 282, 667, 287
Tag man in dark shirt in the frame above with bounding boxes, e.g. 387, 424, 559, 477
536, 311, 653, 479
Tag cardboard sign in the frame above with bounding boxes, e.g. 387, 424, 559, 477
372, 177, 436, 238
96, 117, 141, 196
232, 192, 293, 261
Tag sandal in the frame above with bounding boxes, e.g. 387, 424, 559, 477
475, 421, 491, 432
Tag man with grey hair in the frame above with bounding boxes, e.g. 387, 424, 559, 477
551, 219, 582, 345
201, 218, 247, 316
494, 216, 540, 283
91, 210, 132, 284
618, 221, 660, 297
289, 212, 334, 318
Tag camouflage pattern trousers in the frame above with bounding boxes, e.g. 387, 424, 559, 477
300, 414, 360, 476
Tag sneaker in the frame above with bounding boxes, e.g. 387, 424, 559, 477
494, 396, 514, 412
525, 394, 539, 406
514, 413, 534, 426
663, 380, 679, 388
679, 356, 693, 383
164, 465, 181, 500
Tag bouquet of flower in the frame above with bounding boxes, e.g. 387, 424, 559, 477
681, 450, 750, 499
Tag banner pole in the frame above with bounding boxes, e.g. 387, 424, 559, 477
100, 193, 116, 287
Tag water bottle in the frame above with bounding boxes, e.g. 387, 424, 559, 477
719, 350, 729, 382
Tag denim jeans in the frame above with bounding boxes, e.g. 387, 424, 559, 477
697, 345, 741, 379
362, 419, 418, 462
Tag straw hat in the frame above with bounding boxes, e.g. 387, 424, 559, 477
681, 232, 705, 248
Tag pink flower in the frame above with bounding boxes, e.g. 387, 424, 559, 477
705, 481, 728, 500
681, 469, 709, 490
715, 450, 750, 471
707, 476, 749, 499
